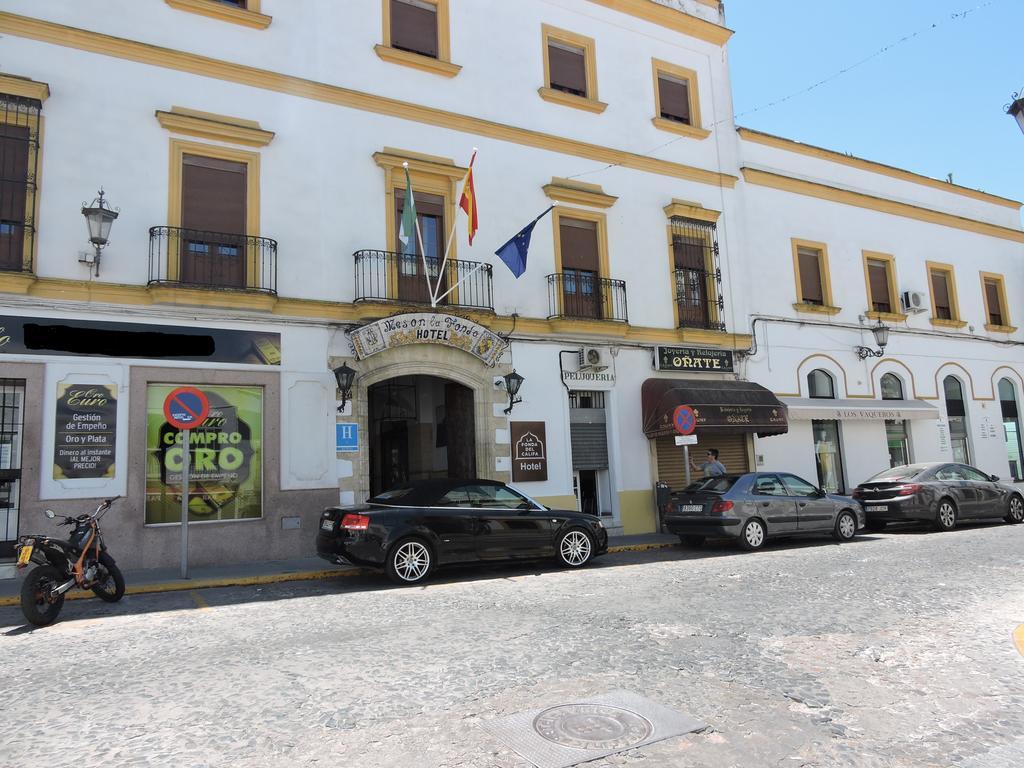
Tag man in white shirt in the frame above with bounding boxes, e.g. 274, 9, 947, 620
691, 448, 727, 477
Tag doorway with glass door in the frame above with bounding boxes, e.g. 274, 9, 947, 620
0, 379, 25, 559
569, 390, 613, 520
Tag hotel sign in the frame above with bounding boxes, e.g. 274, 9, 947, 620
510, 421, 548, 482
656, 346, 734, 373
349, 312, 508, 367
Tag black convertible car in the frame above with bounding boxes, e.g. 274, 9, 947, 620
316, 479, 608, 584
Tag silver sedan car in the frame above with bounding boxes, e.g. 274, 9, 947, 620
663, 472, 865, 551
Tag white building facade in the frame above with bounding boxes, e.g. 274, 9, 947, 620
0, 0, 1019, 572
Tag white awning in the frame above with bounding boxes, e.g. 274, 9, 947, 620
780, 397, 939, 421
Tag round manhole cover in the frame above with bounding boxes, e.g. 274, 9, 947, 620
532, 704, 654, 750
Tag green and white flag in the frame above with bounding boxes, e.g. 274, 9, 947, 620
398, 166, 417, 256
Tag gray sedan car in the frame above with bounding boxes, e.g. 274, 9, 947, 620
853, 462, 1024, 531
663, 472, 865, 551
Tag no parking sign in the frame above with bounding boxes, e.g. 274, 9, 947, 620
163, 386, 210, 430
672, 405, 696, 436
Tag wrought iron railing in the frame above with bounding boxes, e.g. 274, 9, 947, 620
148, 226, 277, 294
670, 216, 725, 331
0, 93, 42, 274
546, 273, 628, 322
353, 249, 494, 310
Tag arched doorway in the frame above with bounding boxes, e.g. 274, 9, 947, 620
368, 375, 476, 495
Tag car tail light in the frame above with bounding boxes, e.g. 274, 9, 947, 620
341, 513, 370, 530
894, 484, 921, 496
710, 500, 734, 514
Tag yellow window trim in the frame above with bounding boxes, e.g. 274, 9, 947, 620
156, 106, 275, 147
0, 87, 43, 273
738, 128, 1021, 211
543, 177, 617, 209
663, 199, 720, 223
167, 139, 262, 286
925, 260, 962, 327
551, 206, 612, 320
793, 302, 842, 316
742, 168, 1024, 245
381, 0, 453, 64
0, 13, 737, 190
541, 24, 600, 105
980, 271, 1013, 332
650, 58, 709, 140
665, 221, 719, 330
790, 238, 836, 310
583, 0, 732, 46
373, 45, 461, 78
0, 73, 49, 101
164, 0, 271, 29
861, 251, 906, 321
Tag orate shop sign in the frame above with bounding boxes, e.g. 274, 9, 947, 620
656, 346, 734, 373
349, 312, 508, 367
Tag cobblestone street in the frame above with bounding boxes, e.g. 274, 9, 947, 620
2, 523, 1023, 768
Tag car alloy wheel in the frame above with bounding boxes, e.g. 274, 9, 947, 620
835, 511, 857, 541
390, 540, 431, 583
739, 519, 765, 551
1007, 495, 1024, 524
935, 500, 957, 531
558, 529, 592, 567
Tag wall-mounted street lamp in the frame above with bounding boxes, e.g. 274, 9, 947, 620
1007, 89, 1024, 136
80, 189, 119, 277
333, 362, 357, 412
501, 369, 525, 414
855, 320, 890, 360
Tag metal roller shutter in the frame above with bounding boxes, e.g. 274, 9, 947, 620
571, 423, 608, 470
655, 432, 750, 491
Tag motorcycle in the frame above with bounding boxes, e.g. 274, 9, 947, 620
15, 497, 125, 626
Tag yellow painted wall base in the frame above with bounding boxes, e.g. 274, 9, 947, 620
535, 495, 578, 512
618, 489, 656, 534
1014, 624, 1024, 657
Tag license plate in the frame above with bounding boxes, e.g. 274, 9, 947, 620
680, 505, 704, 513
321, 518, 335, 531
16, 544, 32, 566
866, 505, 887, 512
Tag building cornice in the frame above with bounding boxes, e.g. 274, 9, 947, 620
0, 12, 737, 189
738, 127, 1021, 210
0, 73, 49, 101
584, 0, 732, 46
164, 0, 272, 30
741, 167, 1024, 244
156, 106, 275, 146
544, 178, 618, 208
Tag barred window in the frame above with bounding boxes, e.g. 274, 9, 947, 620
670, 217, 723, 331
0, 93, 41, 273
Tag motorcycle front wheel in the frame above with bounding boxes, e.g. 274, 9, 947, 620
20, 565, 66, 627
91, 554, 125, 603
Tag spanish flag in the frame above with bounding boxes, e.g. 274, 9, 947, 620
459, 150, 479, 245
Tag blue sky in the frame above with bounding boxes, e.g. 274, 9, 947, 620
726, 0, 1024, 204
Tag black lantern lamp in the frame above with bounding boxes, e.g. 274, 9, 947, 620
1007, 90, 1024, 136
333, 362, 357, 412
80, 189, 119, 277
856, 320, 890, 360
502, 369, 525, 414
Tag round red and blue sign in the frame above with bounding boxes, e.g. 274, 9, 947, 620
672, 404, 697, 436
163, 386, 210, 431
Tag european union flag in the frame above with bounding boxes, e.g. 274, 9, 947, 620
494, 205, 554, 278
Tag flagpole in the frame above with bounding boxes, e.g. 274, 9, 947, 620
433, 148, 476, 301
402, 163, 436, 307
433, 261, 486, 304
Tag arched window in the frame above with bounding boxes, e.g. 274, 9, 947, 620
880, 373, 904, 400
943, 375, 970, 464
807, 369, 835, 399
999, 378, 1022, 481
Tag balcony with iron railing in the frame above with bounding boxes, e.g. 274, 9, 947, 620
148, 226, 277, 294
546, 273, 628, 323
353, 249, 494, 310
674, 267, 725, 331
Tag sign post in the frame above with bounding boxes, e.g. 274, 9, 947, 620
163, 387, 210, 579
673, 405, 697, 487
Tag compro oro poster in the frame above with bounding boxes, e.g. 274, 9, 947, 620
146, 385, 263, 524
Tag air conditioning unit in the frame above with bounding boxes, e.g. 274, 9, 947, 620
578, 347, 608, 372
901, 290, 927, 313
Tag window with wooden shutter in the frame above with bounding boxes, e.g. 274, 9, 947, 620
867, 258, 892, 313
931, 269, 953, 319
390, 0, 439, 59
657, 74, 691, 124
797, 247, 824, 305
548, 40, 587, 97
394, 188, 446, 304
984, 277, 1004, 326
180, 154, 247, 288
559, 217, 600, 318
0, 92, 41, 273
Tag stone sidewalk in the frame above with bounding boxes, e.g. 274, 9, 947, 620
0, 531, 677, 605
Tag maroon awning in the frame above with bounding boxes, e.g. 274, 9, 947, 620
641, 378, 789, 438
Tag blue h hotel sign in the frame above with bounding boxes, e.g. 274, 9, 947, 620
336, 423, 359, 452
